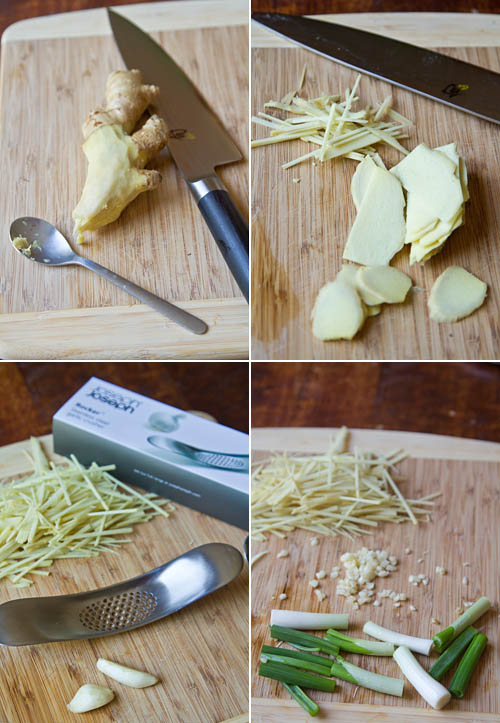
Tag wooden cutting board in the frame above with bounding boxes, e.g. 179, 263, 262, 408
0, 435, 248, 723
251, 13, 500, 360
251, 427, 500, 721
0, 0, 248, 360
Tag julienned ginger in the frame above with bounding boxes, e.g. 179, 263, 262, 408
72, 69, 169, 242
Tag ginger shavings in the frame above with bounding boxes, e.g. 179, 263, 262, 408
252, 427, 439, 541
251, 73, 412, 168
0, 438, 173, 586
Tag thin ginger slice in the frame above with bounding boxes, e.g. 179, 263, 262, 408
351, 155, 380, 211
391, 142, 468, 264
311, 280, 366, 340
73, 70, 169, 242
356, 265, 412, 304
428, 266, 487, 322
391, 143, 463, 226
337, 263, 382, 305
343, 165, 406, 266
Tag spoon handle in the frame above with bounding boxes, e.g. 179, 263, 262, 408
77, 258, 208, 335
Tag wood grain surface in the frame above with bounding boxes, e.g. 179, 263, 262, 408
251, 428, 500, 719
0, 300, 249, 361
0, 1, 248, 360
251, 361, 500, 442
251, 15, 500, 360
0, 0, 167, 40
0, 361, 249, 446
0, 435, 248, 723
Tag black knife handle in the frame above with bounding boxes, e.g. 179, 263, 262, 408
189, 176, 249, 302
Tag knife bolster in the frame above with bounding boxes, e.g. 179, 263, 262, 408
188, 174, 225, 203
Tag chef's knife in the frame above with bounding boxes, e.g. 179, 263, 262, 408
252, 13, 500, 126
108, 9, 249, 301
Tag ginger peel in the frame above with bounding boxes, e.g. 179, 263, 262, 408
73, 70, 169, 242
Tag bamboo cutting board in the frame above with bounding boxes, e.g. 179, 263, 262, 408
0, 435, 248, 723
0, 0, 248, 360
251, 427, 500, 721
251, 13, 500, 360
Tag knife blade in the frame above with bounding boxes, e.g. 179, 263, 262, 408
108, 9, 249, 301
252, 12, 500, 126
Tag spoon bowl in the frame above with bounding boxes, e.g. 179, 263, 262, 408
9, 216, 208, 334
10, 216, 78, 265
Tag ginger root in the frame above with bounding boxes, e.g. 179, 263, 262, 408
73, 70, 169, 242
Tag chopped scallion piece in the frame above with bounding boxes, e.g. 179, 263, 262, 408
270, 609, 348, 630
270, 625, 339, 656
449, 633, 487, 699
363, 621, 433, 655
331, 655, 404, 696
289, 643, 322, 652
258, 660, 336, 692
260, 652, 331, 676
393, 646, 451, 709
326, 629, 394, 656
428, 626, 478, 681
281, 683, 319, 717
433, 597, 490, 652
261, 645, 332, 671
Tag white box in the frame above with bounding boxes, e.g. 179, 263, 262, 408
53, 377, 249, 529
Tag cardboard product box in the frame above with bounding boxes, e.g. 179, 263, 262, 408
53, 377, 249, 530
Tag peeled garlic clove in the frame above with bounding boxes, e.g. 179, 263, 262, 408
67, 684, 114, 713
97, 658, 159, 688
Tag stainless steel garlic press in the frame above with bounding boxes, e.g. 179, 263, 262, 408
0, 543, 243, 646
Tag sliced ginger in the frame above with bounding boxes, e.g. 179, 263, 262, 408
312, 263, 412, 341
73, 70, 169, 242
311, 280, 366, 340
390, 142, 468, 265
337, 263, 380, 305
356, 266, 412, 304
428, 266, 487, 323
343, 161, 406, 266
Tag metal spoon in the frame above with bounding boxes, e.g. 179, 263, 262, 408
0, 542, 242, 646
10, 217, 208, 335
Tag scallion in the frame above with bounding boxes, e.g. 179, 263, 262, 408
270, 609, 348, 630
331, 655, 404, 697
261, 645, 332, 671
326, 629, 394, 656
289, 643, 322, 652
258, 660, 336, 692
281, 683, 319, 717
428, 626, 478, 681
449, 633, 487, 699
393, 646, 451, 709
433, 597, 490, 652
270, 625, 340, 656
261, 652, 332, 676
363, 621, 433, 656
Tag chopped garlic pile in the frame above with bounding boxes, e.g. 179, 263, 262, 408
251, 73, 412, 169
336, 548, 398, 608
0, 438, 173, 586
252, 427, 438, 540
